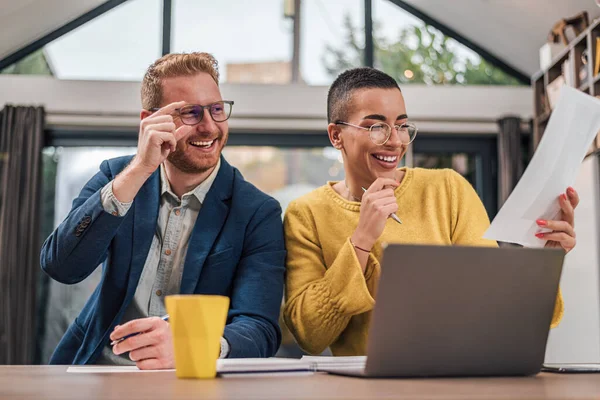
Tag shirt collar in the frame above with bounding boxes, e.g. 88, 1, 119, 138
160, 158, 221, 204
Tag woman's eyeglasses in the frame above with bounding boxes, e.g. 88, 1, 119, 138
335, 121, 418, 145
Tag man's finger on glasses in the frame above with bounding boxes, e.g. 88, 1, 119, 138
173, 125, 189, 142
152, 101, 187, 117
146, 115, 174, 124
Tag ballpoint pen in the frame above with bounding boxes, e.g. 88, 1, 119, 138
110, 314, 169, 346
362, 187, 402, 224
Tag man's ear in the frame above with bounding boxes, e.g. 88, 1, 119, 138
140, 110, 153, 120
327, 123, 343, 149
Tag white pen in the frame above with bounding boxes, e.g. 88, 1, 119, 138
110, 314, 169, 346
362, 187, 402, 224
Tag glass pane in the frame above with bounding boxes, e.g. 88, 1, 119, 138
42, 0, 161, 80
172, 0, 293, 84
372, 0, 522, 86
301, 0, 364, 85
222, 146, 344, 211
40, 146, 137, 363
413, 152, 477, 188
40, 145, 343, 360
1, 49, 53, 76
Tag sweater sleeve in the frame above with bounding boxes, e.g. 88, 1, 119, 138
447, 169, 563, 328
447, 169, 497, 248
283, 200, 377, 355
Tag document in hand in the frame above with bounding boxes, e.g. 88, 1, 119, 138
484, 86, 600, 247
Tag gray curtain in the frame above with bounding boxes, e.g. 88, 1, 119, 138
497, 116, 524, 207
0, 105, 44, 364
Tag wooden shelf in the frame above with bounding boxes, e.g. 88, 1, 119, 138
543, 46, 572, 74
580, 82, 591, 92
533, 18, 600, 153
572, 29, 589, 48
535, 110, 552, 124
531, 70, 544, 82
536, 19, 600, 77
591, 16, 600, 31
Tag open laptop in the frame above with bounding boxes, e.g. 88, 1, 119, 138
323, 244, 564, 378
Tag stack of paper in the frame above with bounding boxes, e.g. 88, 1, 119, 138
217, 358, 312, 374
67, 366, 170, 373
67, 357, 366, 375
301, 355, 366, 371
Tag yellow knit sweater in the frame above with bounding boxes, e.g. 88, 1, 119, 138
283, 167, 564, 356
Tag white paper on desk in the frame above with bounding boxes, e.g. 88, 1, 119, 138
67, 359, 312, 374
67, 366, 174, 373
301, 356, 366, 370
484, 86, 600, 247
217, 358, 313, 374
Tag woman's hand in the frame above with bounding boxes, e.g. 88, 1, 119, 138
536, 187, 579, 253
351, 177, 399, 252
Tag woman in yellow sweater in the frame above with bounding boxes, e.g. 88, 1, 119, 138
283, 68, 579, 356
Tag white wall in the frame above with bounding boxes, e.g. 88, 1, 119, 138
545, 155, 600, 363
0, 75, 533, 134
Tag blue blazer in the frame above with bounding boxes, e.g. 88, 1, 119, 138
41, 155, 286, 364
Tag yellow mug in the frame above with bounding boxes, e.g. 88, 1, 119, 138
165, 294, 229, 379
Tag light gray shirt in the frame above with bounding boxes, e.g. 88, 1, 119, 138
96, 160, 228, 365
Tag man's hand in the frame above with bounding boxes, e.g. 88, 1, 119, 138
111, 316, 174, 370
537, 187, 579, 253
132, 101, 188, 175
112, 101, 188, 204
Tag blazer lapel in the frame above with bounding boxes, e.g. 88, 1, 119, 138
126, 169, 160, 297
180, 157, 234, 294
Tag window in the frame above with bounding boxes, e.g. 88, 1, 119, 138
412, 135, 498, 218
413, 152, 476, 190
1, 50, 52, 76
39, 144, 343, 361
172, 0, 293, 84
372, 0, 522, 86
301, 0, 364, 85
2, 0, 523, 85
5, 0, 162, 80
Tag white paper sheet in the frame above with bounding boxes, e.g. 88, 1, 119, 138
301, 356, 366, 365
217, 358, 312, 373
484, 86, 600, 247
67, 366, 173, 373
67, 358, 313, 374
300, 356, 367, 370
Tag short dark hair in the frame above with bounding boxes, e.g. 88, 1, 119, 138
327, 67, 400, 123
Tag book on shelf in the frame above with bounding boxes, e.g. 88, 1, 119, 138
562, 58, 575, 87
580, 49, 589, 83
547, 76, 565, 109
539, 92, 550, 116
595, 38, 600, 77
580, 66, 589, 83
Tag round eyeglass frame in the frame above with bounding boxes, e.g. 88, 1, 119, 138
150, 101, 234, 125
335, 120, 418, 145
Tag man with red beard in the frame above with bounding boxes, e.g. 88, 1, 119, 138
41, 53, 285, 368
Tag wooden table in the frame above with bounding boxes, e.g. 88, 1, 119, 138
2, 366, 600, 399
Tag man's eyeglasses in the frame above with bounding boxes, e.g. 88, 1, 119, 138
335, 121, 418, 145
150, 101, 234, 125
